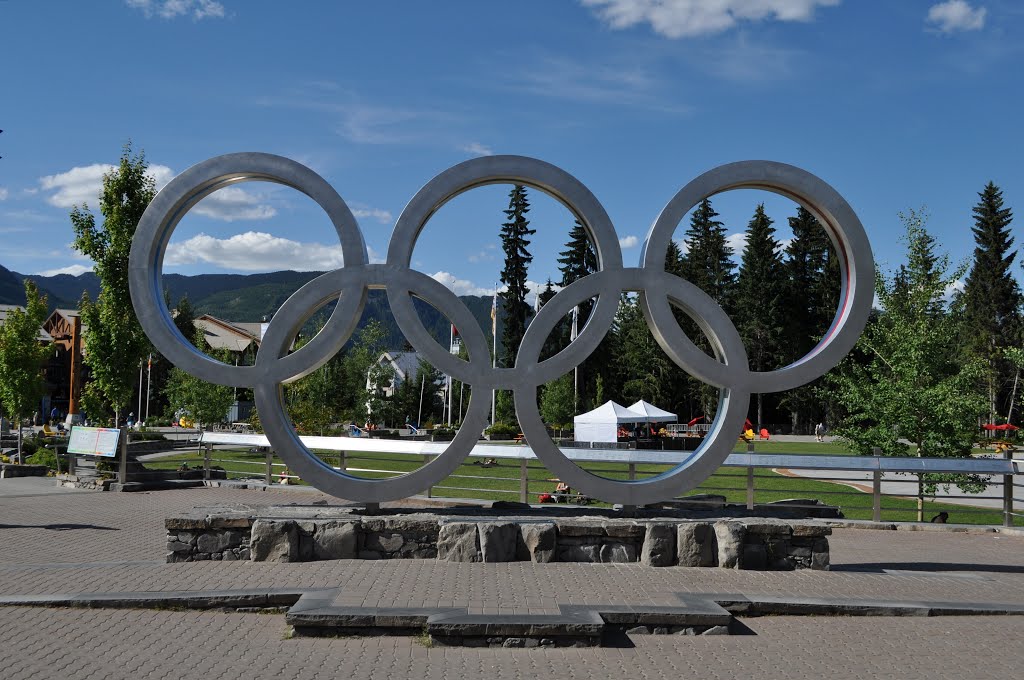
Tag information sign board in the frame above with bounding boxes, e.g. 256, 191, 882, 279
67, 426, 121, 458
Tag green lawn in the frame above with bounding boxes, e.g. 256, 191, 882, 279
145, 442, 1020, 526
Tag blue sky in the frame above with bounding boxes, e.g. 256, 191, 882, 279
1, 0, 1022, 303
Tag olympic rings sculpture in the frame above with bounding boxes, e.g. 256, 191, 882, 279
129, 153, 873, 506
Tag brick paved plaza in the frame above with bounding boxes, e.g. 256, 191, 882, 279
2, 479, 1023, 679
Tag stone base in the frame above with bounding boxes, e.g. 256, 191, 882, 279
0, 463, 49, 478
166, 506, 830, 570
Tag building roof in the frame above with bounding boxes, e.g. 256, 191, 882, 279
194, 314, 262, 353
378, 351, 424, 381
0, 304, 54, 343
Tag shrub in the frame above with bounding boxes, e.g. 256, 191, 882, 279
26, 447, 58, 469
485, 422, 519, 437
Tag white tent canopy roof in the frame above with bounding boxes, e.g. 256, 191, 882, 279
627, 400, 677, 422
574, 401, 649, 424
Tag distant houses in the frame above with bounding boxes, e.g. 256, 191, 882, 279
0, 308, 262, 423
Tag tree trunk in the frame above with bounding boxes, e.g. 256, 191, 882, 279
16, 413, 23, 463
756, 393, 763, 430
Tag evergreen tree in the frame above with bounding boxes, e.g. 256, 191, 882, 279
679, 198, 736, 417
557, 219, 597, 287
498, 185, 535, 366
70, 143, 155, 426
537, 278, 564, 362
613, 296, 672, 406
665, 238, 685, 278
736, 204, 786, 427
556, 220, 603, 410
681, 198, 736, 308
959, 182, 1021, 422
496, 185, 534, 422
778, 206, 838, 432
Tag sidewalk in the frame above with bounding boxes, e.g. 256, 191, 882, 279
2, 478, 1023, 679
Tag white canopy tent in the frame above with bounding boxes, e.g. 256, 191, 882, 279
627, 400, 677, 423
573, 400, 648, 443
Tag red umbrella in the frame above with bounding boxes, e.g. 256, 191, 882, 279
687, 416, 703, 427
983, 423, 1020, 431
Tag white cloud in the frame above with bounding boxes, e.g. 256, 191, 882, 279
351, 207, 393, 224
460, 142, 494, 157
926, 1, 986, 34
165, 231, 347, 271
581, 0, 840, 38
0, 187, 8, 201
193, 186, 277, 222
39, 163, 275, 221
35, 264, 93, 277
40, 164, 115, 208
467, 243, 498, 263
126, 0, 226, 20
431, 272, 494, 297
725, 232, 747, 255
943, 277, 965, 301
619, 235, 640, 249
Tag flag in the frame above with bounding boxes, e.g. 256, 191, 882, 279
570, 305, 579, 341
533, 289, 541, 314
450, 324, 460, 353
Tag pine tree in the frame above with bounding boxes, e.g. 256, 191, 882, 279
736, 204, 786, 427
556, 219, 602, 409
679, 198, 736, 417
497, 185, 534, 422
613, 295, 672, 405
960, 182, 1021, 422
557, 220, 597, 288
681, 199, 736, 308
778, 206, 838, 432
537, 278, 564, 362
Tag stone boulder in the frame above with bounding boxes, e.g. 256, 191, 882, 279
677, 522, 716, 567
437, 522, 480, 562
250, 520, 297, 562
517, 523, 556, 563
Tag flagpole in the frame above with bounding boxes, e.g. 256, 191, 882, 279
571, 305, 579, 411
447, 324, 454, 426
491, 283, 497, 426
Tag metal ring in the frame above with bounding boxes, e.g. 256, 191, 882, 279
514, 267, 749, 505
130, 154, 873, 505
640, 160, 873, 393
128, 152, 367, 388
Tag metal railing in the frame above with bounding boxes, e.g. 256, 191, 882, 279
178, 432, 1023, 526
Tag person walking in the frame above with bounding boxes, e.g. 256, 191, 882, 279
814, 422, 825, 443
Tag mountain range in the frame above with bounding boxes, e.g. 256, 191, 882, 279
0, 263, 498, 350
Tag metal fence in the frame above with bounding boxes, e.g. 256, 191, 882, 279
162, 433, 1024, 526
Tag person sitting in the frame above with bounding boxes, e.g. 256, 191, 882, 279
554, 481, 570, 502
